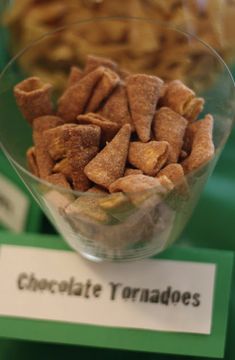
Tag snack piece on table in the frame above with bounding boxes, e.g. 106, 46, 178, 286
161, 80, 204, 122
127, 74, 164, 142
128, 141, 169, 176
182, 114, 214, 173
77, 113, 120, 145
153, 107, 187, 163
84, 124, 131, 189
57, 66, 105, 121
14, 77, 53, 124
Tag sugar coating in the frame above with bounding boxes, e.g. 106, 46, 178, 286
128, 140, 169, 176
58, 66, 105, 121
77, 112, 120, 144
84, 124, 131, 189
99, 83, 133, 129
14, 76, 53, 124
153, 107, 187, 163
127, 74, 163, 142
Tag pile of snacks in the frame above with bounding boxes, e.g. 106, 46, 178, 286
14, 55, 214, 197
4, 0, 235, 89
13, 54, 215, 250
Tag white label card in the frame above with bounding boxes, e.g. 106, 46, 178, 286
0, 174, 29, 232
0, 245, 216, 334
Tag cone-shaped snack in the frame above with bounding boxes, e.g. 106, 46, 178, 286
26, 147, 39, 177
33, 116, 62, 179
84, 124, 131, 189
99, 83, 133, 129
124, 168, 143, 176
127, 74, 164, 142
183, 120, 202, 153
184, 98, 205, 122
84, 55, 118, 75
109, 174, 168, 193
128, 141, 169, 176
33, 115, 64, 145
153, 107, 187, 163
161, 80, 204, 121
66, 66, 83, 88
86, 68, 120, 112
67, 125, 101, 191
44, 124, 78, 161
156, 164, 185, 186
35, 140, 54, 179
77, 113, 120, 145
14, 77, 53, 124
182, 114, 214, 173
45, 173, 71, 189
44, 124, 101, 191
57, 66, 104, 122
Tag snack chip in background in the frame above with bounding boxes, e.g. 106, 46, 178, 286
3, 0, 235, 90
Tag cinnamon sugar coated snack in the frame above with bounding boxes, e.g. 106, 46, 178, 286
14, 54, 215, 191
14, 54, 215, 231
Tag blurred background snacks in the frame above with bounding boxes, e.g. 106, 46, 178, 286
3, 0, 235, 90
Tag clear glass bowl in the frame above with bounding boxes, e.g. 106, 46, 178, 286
0, 18, 234, 262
